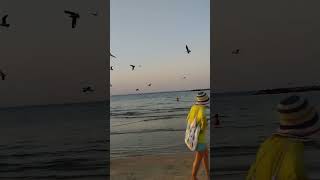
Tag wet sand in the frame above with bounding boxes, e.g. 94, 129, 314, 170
110, 152, 209, 180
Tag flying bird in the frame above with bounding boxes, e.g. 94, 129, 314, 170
89, 12, 98, 16
110, 51, 116, 58
186, 45, 191, 54
82, 86, 94, 93
1, 15, 10, 27
130, 65, 135, 71
232, 49, 240, 54
0, 70, 6, 80
147, 83, 152, 87
182, 76, 187, 79
64, 10, 80, 28
136, 88, 139, 91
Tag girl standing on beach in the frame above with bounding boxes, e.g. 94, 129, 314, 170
247, 95, 320, 180
186, 92, 210, 180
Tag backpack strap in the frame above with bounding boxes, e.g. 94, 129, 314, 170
188, 106, 200, 125
271, 142, 289, 180
248, 142, 288, 180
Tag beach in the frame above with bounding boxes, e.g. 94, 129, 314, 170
110, 90, 210, 179
111, 152, 209, 180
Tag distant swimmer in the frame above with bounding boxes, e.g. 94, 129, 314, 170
186, 45, 191, 54
0, 15, 10, 27
232, 49, 240, 54
213, 114, 220, 127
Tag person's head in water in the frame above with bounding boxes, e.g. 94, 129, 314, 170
276, 95, 320, 138
195, 92, 209, 105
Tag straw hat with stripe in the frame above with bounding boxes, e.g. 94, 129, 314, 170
276, 95, 320, 138
195, 92, 210, 105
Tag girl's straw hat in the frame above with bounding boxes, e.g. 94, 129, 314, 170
195, 92, 210, 105
276, 95, 320, 137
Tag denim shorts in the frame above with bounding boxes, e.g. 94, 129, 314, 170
196, 143, 207, 152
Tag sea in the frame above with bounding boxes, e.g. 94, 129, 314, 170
0, 102, 108, 180
212, 91, 320, 179
110, 90, 210, 159
4, 90, 319, 179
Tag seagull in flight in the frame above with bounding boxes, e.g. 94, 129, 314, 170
64, 10, 80, 28
186, 45, 191, 54
82, 86, 94, 93
232, 49, 240, 54
110, 51, 116, 58
0, 15, 10, 27
0, 70, 6, 80
147, 83, 152, 87
89, 12, 98, 16
136, 88, 139, 91
130, 65, 135, 71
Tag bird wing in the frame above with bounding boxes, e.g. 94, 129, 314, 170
186, 45, 189, 51
110, 53, 116, 58
2, 15, 8, 23
64, 10, 74, 15
72, 17, 77, 28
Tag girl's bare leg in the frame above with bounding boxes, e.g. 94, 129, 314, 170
191, 152, 204, 180
203, 148, 210, 179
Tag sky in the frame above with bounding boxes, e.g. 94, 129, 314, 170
0, 0, 108, 108
213, 0, 320, 93
110, 0, 210, 95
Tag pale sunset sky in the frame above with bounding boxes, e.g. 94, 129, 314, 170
110, 0, 210, 95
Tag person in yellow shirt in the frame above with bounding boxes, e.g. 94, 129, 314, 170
247, 95, 320, 180
186, 92, 210, 180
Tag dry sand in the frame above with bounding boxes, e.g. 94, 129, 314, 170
110, 152, 209, 180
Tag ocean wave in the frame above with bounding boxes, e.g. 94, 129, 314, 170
111, 115, 186, 127
111, 128, 185, 135
0, 174, 108, 179
0, 147, 108, 161
211, 145, 259, 157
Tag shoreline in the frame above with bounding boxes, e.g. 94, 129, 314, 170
110, 152, 210, 180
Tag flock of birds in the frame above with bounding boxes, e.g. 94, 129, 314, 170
0, 10, 101, 94
109, 45, 197, 93
0, 11, 241, 94
0, 10, 98, 29
109, 45, 240, 93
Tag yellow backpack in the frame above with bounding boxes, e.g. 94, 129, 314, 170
246, 135, 308, 180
